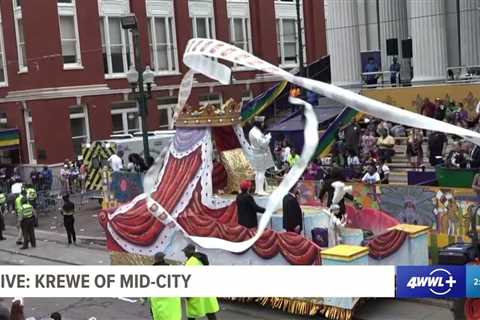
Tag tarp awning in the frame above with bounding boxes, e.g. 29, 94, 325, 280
0, 128, 20, 148
268, 105, 343, 132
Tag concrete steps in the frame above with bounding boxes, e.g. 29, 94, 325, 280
387, 140, 433, 185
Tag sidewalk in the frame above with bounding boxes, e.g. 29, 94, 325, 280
0, 226, 109, 265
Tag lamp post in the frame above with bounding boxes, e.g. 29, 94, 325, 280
121, 14, 155, 166
295, 0, 305, 77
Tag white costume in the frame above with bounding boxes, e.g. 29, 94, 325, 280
331, 181, 353, 205
248, 125, 275, 195
327, 205, 346, 247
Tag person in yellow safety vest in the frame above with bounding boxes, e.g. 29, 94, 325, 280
150, 297, 182, 320
0, 192, 6, 240
149, 252, 182, 320
182, 244, 219, 320
287, 148, 301, 167
25, 184, 38, 227
14, 190, 26, 245
19, 197, 36, 249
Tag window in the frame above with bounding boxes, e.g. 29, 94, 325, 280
199, 93, 222, 108
147, 17, 178, 73
157, 96, 177, 129
275, 0, 305, 68
189, 0, 215, 39
146, 1, 178, 74
58, 0, 81, 67
277, 18, 298, 65
229, 18, 250, 51
100, 17, 133, 76
13, 1, 27, 71
192, 17, 214, 38
111, 103, 140, 135
0, 12, 8, 85
227, 1, 252, 52
241, 90, 253, 106
24, 109, 35, 163
98, 0, 132, 76
69, 106, 90, 155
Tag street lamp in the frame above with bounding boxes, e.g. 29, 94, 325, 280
295, 0, 305, 77
121, 14, 154, 167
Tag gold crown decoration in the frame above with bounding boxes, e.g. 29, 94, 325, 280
176, 98, 243, 128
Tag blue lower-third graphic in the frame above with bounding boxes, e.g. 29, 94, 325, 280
397, 266, 466, 298
466, 265, 480, 297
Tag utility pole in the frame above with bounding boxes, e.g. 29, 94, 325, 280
296, 0, 305, 77
121, 15, 153, 166
131, 29, 151, 166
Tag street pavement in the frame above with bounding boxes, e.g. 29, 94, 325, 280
0, 298, 320, 320
0, 198, 459, 320
3, 194, 105, 240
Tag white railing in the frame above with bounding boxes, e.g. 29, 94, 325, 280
446, 65, 480, 83
361, 71, 400, 88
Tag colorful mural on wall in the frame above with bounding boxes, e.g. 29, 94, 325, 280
362, 83, 480, 114
349, 183, 479, 263
296, 181, 479, 262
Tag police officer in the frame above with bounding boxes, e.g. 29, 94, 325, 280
150, 252, 182, 320
0, 191, 6, 240
19, 197, 35, 249
14, 189, 26, 245
25, 184, 38, 227
183, 244, 219, 320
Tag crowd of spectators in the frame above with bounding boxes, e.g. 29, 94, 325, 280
273, 98, 480, 189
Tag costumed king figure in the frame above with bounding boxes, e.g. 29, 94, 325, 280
248, 116, 275, 195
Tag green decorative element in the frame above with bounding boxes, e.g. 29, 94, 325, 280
241, 81, 289, 123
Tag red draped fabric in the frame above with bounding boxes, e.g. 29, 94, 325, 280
177, 211, 321, 265
186, 186, 238, 225
346, 205, 400, 235
367, 229, 408, 259
212, 162, 228, 192
213, 126, 241, 152
99, 148, 202, 247
100, 137, 321, 265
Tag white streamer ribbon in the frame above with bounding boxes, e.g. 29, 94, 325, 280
175, 69, 195, 121
144, 37, 480, 253
183, 38, 480, 146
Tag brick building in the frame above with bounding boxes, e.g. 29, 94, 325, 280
0, 0, 326, 165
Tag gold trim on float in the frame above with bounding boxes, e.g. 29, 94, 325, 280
321, 245, 369, 262
390, 224, 430, 238
222, 297, 354, 320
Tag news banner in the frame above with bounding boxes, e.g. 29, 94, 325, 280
2, 265, 480, 298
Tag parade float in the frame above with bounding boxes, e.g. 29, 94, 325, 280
98, 38, 480, 320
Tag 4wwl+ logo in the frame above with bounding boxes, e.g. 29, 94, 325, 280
397, 266, 466, 298
406, 268, 457, 296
